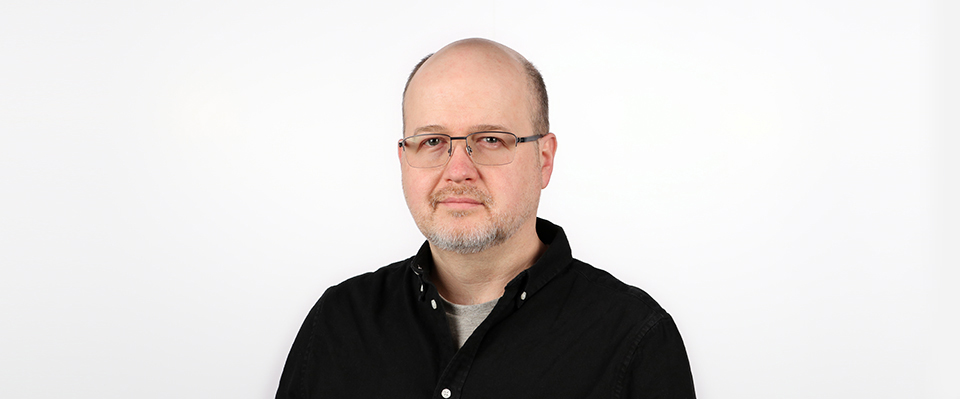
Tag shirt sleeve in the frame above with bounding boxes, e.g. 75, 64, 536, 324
621, 314, 696, 399
275, 291, 328, 399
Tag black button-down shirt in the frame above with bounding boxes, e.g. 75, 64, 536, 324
277, 219, 695, 398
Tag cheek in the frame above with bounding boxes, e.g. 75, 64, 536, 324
400, 174, 418, 203
519, 158, 546, 200
489, 164, 541, 205
401, 170, 437, 204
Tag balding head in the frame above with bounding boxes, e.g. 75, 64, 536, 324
402, 39, 549, 137
398, 39, 558, 258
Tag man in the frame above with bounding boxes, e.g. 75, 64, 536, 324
276, 38, 695, 398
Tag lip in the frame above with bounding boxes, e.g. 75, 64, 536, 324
437, 197, 484, 209
440, 197, 483, 204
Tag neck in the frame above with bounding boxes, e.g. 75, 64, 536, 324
429, 219, 546, 305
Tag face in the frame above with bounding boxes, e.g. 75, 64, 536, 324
400, 43, 554, 254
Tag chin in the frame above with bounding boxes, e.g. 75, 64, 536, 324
423, 219, 506, 254
430, 212, 490, 233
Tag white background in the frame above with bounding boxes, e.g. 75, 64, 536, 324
1, 1, 956, 398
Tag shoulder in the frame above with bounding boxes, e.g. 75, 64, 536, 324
568, 259, 666, 311
331, 257, 413, 291
563, 259, 671, 329
311, 257, 415, 313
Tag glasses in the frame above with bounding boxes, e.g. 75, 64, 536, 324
399, 131, 543, 168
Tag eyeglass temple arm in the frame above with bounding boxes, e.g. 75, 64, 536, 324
516, 134, 545, 143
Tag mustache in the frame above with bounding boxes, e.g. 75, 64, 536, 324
429, 186, 493, 209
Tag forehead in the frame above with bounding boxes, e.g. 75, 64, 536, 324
403, 45, 534, 135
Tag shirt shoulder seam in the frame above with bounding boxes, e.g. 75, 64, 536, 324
612, 312, 669, 399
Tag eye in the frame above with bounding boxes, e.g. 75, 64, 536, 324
416, 135, 449, 152
473, 134, 507, 148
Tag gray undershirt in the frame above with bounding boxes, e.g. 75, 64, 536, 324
440, 296, 499, 349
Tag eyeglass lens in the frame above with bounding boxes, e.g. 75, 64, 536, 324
402, 132, 518, 168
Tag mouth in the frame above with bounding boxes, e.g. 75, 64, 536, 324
440, 197, 483, 204
437, 197, 484, 210
430, 187, 491, 210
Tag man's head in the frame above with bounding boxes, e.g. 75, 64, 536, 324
403, 43, 549, 138
399, 38, 557, 254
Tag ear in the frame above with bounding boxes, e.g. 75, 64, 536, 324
538, 133, 557, 189
398, 141, 404, 164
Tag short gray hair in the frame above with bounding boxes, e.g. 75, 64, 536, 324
402, 53, 549, 137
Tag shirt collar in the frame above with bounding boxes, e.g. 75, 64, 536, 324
519, 218, 573, 299
408, 218, 574, 304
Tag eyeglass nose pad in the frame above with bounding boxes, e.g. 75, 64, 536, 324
447, 140, 473, 158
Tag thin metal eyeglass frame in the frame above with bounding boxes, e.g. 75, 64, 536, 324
398, 131, 544, 168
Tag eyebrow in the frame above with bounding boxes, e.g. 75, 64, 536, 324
470, 124, 510, 133
412, 125, 446, 135
411, 124, 512, 136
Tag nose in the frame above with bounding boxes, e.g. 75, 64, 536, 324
442, 140, 479, 182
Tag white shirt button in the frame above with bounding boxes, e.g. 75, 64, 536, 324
520, 291, 527, 300
441, 388, 452, 398
431, 299, 438, 309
